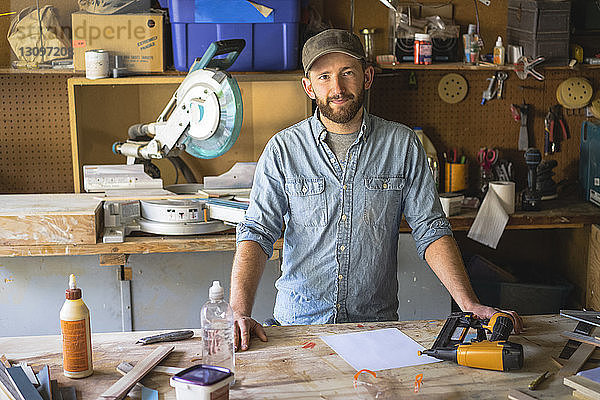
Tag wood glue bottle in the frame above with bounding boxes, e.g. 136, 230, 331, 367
60, 274, 93, 378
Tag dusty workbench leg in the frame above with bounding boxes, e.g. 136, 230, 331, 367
98, 254, 133, 331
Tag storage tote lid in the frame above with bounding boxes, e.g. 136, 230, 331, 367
171, 364, 233, 386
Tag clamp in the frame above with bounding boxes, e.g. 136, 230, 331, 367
514, 56, 545, 81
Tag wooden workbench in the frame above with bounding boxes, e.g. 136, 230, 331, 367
0, 315, 590, 399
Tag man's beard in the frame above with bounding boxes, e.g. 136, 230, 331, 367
316, 88, 364, 124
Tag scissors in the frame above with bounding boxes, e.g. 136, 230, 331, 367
477, 147, 498, 171
446, 148, 458, 163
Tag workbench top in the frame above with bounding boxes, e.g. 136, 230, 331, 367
0, 315, 585, 399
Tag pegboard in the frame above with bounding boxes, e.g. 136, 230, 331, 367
0, 73, 74, 193
370, 68, 600, 195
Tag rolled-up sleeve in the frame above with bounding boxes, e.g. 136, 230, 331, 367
401, 133, 453, 259
236, 139, 287, 258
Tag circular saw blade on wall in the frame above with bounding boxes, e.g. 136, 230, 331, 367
438, 73, 468, 104
185, 74, 244, 159
556, 77, 593, 109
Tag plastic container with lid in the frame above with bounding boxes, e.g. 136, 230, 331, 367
170, 364, 234, 400
413, 33, 432, 65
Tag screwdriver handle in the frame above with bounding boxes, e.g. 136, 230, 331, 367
136, 330, 194, 345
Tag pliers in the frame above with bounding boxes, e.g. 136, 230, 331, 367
515, 56, 545, 81
544, 104, 570, 154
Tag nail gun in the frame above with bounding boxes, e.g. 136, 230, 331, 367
419, 311, 523, 371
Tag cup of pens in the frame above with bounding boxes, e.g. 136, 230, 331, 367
445, 162, 468, 192
444, 149, 468, 192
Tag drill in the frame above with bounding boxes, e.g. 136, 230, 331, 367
419, 312, 523, 372
522, 147, 542, 211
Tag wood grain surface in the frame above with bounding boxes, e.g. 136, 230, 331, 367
0, 315, 590, 399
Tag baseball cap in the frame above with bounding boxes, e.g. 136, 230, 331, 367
302, 29, 365, 74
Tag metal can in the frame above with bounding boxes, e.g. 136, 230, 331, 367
84, 49, 109, 79
413, 33, 432, 65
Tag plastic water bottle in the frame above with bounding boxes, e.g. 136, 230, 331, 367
201, 281, 235, 383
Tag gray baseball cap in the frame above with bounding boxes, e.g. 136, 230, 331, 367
302, 29, 365, 74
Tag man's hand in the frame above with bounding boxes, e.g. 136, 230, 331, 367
233, 314, 268, 351
467, 303, 524, 334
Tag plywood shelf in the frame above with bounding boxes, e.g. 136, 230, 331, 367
377, 62, 600, 71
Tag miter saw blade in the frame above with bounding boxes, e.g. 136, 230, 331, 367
184, 72, 243, 159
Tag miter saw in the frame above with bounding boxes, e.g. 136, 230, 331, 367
113, 39, 245, 161
95, 39, 252, 243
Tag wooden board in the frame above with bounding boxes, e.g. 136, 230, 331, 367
588, 225, 600, 310
0, 315, 582, 399
558, 343, 596, 377
564, 375, 600, 400
0, 194, 102, 245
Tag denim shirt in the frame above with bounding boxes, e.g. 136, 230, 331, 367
236, 110, 453, 325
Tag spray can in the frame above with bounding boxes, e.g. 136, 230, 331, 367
60, 274, 93, 378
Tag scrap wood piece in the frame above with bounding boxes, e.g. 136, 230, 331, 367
564, 375, 600, 400
0, 363, 21, 400
559, 343, 596, 377
99, 345, 173, 400
0, 356, 11, 369
6, 367, 43, 400
507, 389, 538, 400
562, 331, 600, 347
35, 365, 52, 400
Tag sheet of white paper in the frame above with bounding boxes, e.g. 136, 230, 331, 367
320, 328, 441, 371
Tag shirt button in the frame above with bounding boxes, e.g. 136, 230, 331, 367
336, 303, 340, 309
338, 274, 343, 280
343, 185, 347, 190
302, 186, 307, 193
341, 214, 347, 221
339, 245, 345, 252
382, 183, 388, 189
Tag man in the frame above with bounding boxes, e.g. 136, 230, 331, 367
231, 29, 522, 351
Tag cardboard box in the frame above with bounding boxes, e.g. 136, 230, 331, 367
72, 12, 164, 73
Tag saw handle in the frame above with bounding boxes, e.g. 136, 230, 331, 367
190, 39, 246, 72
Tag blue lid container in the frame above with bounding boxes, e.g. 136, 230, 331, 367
169, 0, 300, 24
168, 0, 300, 71
172, 364, 233, 386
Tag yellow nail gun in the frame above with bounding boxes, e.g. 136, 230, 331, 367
419, 311, 523, 371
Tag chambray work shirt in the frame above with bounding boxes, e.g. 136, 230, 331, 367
236, 110, 453, 325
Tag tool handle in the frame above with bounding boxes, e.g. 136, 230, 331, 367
190, 39, 246, 72
136, 330, 194, 345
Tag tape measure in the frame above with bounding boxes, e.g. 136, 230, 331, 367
556, 77, 593, 109
438, 73, 468, 104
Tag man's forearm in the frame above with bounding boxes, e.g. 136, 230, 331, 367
230, 240, 268, 317
424, 235, 480, 311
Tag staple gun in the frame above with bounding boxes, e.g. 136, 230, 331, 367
419, 311, 523, 371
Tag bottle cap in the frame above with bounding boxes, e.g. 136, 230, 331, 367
209, 280, 224, 301
66, 274, 81, 300
414, 33, 431, 41
495, 36, 503, 47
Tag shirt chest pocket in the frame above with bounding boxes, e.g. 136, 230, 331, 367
363, 176, 405, 227
285, 177, 328, 227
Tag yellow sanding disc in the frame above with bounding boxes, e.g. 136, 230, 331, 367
438, 73, 468, 104
556, 77, 593, 109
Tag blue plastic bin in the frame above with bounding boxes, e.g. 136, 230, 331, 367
168, 0, 300, 71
